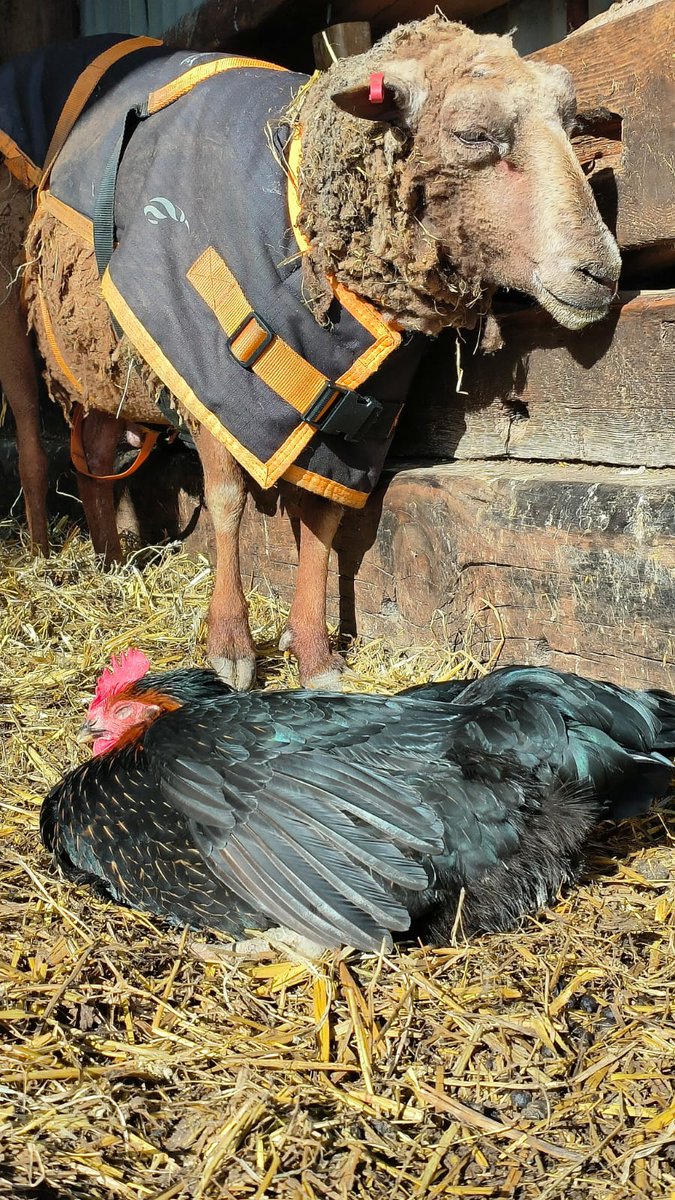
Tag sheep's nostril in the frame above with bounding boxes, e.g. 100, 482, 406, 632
576, 262, 617, 291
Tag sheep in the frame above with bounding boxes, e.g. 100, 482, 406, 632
2, 16, 620, 688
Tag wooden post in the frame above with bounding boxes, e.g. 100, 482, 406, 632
566, 0, 590, 33
162, 0, 290, 49
312, 22, 372, 69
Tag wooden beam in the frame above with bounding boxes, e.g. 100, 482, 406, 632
330, 1, 507, 35
393, 290, 675, 469
0, 0, 78, 62
162, 0, 291, 49
532, 0, 675, 268
176, 461, 675, 692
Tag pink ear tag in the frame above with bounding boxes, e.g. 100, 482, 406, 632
369, 72, 385, 104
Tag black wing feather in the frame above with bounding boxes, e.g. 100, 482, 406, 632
142, 705, 444, 949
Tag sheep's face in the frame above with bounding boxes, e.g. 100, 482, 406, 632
325, 21, 621, 334
428, 58, 620, 330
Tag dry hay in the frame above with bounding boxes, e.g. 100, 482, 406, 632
0, 519, 674, 1200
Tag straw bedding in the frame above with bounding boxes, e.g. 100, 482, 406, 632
1, 520, 673, 1199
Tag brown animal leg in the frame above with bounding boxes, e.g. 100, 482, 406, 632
76, 410, 124, 564
0, 299, 49, 553
193, 425, 256, 690
280, 494, 345, 689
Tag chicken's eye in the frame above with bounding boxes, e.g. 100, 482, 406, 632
113, 703, 135, 721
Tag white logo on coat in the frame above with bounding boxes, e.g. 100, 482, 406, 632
144, 197, 190, 231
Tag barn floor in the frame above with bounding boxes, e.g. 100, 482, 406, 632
0, 520, 674, 1199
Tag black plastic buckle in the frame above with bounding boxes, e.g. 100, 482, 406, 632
226, 311, 274, 369
303, 383, 387, 442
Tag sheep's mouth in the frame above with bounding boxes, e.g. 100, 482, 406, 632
535, 283, 611, 331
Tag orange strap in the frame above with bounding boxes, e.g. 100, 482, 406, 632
40, 36, 163, 190
36, 283, 83, 395
146, 54, 287, 115
187, 247, 349, 420
70, 403, 171, 482
0, 130, 41, 188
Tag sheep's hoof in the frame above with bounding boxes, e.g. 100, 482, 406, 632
210, 654, 256, 691
302, 665, 347, 691
279, 629, 349, 690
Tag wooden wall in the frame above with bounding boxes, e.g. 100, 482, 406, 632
0, 1, 78, 62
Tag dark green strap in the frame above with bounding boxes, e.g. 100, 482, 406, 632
93, 100, 148, 278
156, 387, 196, 449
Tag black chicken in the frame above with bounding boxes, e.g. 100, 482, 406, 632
41, 650, 675, 951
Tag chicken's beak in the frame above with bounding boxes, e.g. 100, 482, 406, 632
77, 719, 100, 744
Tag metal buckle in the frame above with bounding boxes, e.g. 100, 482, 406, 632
303, 383, 386, 441
226, 311, 274, 369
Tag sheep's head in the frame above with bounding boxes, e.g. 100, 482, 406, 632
297, 15, 620, 338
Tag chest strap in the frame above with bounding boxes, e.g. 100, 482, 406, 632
186, 248, 401, 443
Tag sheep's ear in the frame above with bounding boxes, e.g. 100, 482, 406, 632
331, 79, 410, 123
331, 63, 426, 126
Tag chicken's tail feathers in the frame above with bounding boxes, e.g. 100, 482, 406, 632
602, 750, 674, 821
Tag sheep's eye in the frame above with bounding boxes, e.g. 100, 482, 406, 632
456, 130, 492, 146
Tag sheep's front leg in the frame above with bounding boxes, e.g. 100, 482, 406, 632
280, 494, 345, 689
194, 425, 256, 690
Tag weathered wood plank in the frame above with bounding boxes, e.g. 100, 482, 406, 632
180, 461, 675, 692
394, 290, 675, 468
0, 0, 77, 62
532, 0, 675, 265
329, 1, 507, 32
162, 0, 291, 48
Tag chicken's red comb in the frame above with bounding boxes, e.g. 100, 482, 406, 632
93, 648, 151, 703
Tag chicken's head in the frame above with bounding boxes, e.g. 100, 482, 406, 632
79, 649, 158, 756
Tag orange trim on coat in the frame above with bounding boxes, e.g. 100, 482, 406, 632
282, 464, 369, 508
37, 285, 83, 396
101, 268, 276, 488
0, 131, 41, 188
38, 190, 95, 245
